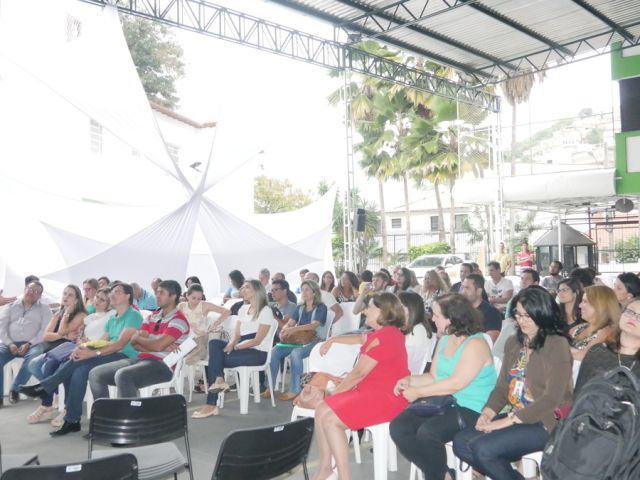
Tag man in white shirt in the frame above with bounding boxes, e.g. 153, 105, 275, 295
484, 261, 514, 313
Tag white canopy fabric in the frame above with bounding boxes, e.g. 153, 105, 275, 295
0, 0, 334, 297
452, 168, 617, 210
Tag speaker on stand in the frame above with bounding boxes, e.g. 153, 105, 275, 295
354, 208, 366, 232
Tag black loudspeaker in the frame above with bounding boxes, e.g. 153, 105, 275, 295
355, 208, 366, 232
620, 76, 640, 132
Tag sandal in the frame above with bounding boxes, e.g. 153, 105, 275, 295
27, 405, 55, 424
192, 406, 219, 419
208, 382, 230, 393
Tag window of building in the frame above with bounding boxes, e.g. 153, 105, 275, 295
430, 216, 440, 232
391, 218, 402, 229
455, 214, 468, 231
89, 119, 102, 154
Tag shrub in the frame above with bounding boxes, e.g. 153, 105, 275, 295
409, 242, 451, 260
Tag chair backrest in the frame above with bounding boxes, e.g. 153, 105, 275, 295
406, 335, 437, 375
572, 359, 581, 387
307, 342, 360, 377
88, 394, 188, 451
493, 355, 502, 376
211, 417, 314, 480
321, 309, 335, 341
482, 332, 494, 350
0, 454, 138, 480
330, 302, 360, 337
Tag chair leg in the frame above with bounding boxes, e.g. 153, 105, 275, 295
302, 458, 310, 480
237, 367, 251, 414
350, 430, 362, 464
251, 371, 260, 404
370, 425, 388, 480
387, 433, 397, 472
266, 369, 276, 408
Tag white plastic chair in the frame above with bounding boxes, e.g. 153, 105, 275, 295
3, 359, 24, 399
572, 359, 581, 386
363, 422, 398, 480
482, 332, 494, 350
329, 302, 361, 336
522, 450, 543, 479
406, 335, 437, 375
221, 324, 278, 414
139, 357, 186, 398
277, 310, 335, 392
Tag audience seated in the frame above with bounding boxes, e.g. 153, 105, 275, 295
97, 276, 110, 289
485, 261, 514, 312
614, 272, 640, 308
305, 272, 343, 325
0, 281, 52, 406
320, 271, 336, 293
266, 280, 327, 401
331, 271, 359, 303
82, 278, 99, 314
462, 274, 502, 343
223, 270, 245, 303
192, 280, 275, 418
398, 291, 433, 353
150, 277, 162, 295
20, 282, 143, 435
449, 263, 472, 294
353, 271, 389, 315
258, 268, 272, 297
557, 278, 583, 329
569, 285, 619, 362
389, 267, 415, 295
390, 293, 496, 480
270, 279, 297, 327
575, 297, 640, 394
26, 285, 87, 424
88, 280, 189, 401
435, 266, 452, 291
131, 282, 158, 311
313, 293, 409, 480
179, 284, 230, 365
453, 287, 572, 480
541, 260, 563, 296
421, 270, 446, 317
569, 267, 595, 289
272, 272, 298, 304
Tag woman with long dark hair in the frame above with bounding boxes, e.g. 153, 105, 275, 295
557, 278, 583, 329
613, 272, 640, 308
453, 286, 572, 480
332, 271, 359, 303
321, 271, 336, 292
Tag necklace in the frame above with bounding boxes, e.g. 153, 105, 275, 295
617, 352, 637, 371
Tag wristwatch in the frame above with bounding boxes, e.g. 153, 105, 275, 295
95, 350, 102, 357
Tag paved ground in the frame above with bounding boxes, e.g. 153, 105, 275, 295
0, 390, 413, 479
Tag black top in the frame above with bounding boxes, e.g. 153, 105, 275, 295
476, 300, 502, 332
574, 343, 640, 395
449, 282, 462, 293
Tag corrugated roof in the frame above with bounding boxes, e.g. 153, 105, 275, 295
534, 222, 595, 246
271, 0, 640, 81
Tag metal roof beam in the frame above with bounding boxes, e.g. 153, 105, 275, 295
267, 0, 493, 78
78, 0, 500, 111
460, 0, 573, 57
327, 0, 520, 72
570, 0, 635, 43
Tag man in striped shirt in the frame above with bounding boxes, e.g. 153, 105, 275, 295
89, 280, 190, 398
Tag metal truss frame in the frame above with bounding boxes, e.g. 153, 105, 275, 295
274, 0, 640, 83
79, 0, 500, 111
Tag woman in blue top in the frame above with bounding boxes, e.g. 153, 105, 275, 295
265, 280, 327, 401
390, 293, 497, 480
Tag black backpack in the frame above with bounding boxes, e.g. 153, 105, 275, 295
541, 367, 640, 480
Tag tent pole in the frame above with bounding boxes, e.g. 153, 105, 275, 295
557, 210, 563, 266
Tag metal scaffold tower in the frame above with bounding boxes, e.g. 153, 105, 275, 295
342, 68, 356, 271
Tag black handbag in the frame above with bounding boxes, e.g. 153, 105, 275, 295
409, 394, 458, 417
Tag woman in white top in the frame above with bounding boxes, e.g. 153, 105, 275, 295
398, 291, 434, 374
178, 284, 230, 365
82, 287, 115, 340
192, 280, 275, 418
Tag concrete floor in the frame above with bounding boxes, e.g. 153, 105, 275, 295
0, 390, 413, 479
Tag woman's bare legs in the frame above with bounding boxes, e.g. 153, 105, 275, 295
312, 402, 337, 480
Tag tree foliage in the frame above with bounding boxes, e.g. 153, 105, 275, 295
409, 242, 451, 260
121, 15, 185, 109
254, 175, 312, 213
615, 236, 640, 263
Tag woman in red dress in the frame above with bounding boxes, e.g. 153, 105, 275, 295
313, 292, 409, 480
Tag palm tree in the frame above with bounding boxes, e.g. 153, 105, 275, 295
501, 71, 545, 272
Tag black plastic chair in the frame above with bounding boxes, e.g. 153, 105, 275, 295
211, 417, 314, 480
0, 442, 38, 474
87, 395, 193, 480
0, 454, 137, 480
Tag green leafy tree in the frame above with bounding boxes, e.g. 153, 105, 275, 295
409, 242, 451, 260
254, 175, 312, 213
121, 15, 185, 109
615, 236, 640, 263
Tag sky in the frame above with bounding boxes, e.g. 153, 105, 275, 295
163, 0, 617, 209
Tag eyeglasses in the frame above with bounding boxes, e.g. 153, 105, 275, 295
623, 308, 640, 322
25, 287, 41, 294
514, 312, 533, 322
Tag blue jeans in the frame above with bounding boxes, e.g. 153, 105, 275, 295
453, 422, 548, 480
0, 342, 44, 396
206, 339, 266, 405
266, 341, 317, 394
28, 353, 60, 407
39, 353, 127, 422
89, 357, 173, 399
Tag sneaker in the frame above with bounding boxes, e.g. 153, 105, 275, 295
51, 410, 66, 428
27, 405, 55, 424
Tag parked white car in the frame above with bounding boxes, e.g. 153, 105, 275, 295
407, 254, 467, 283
